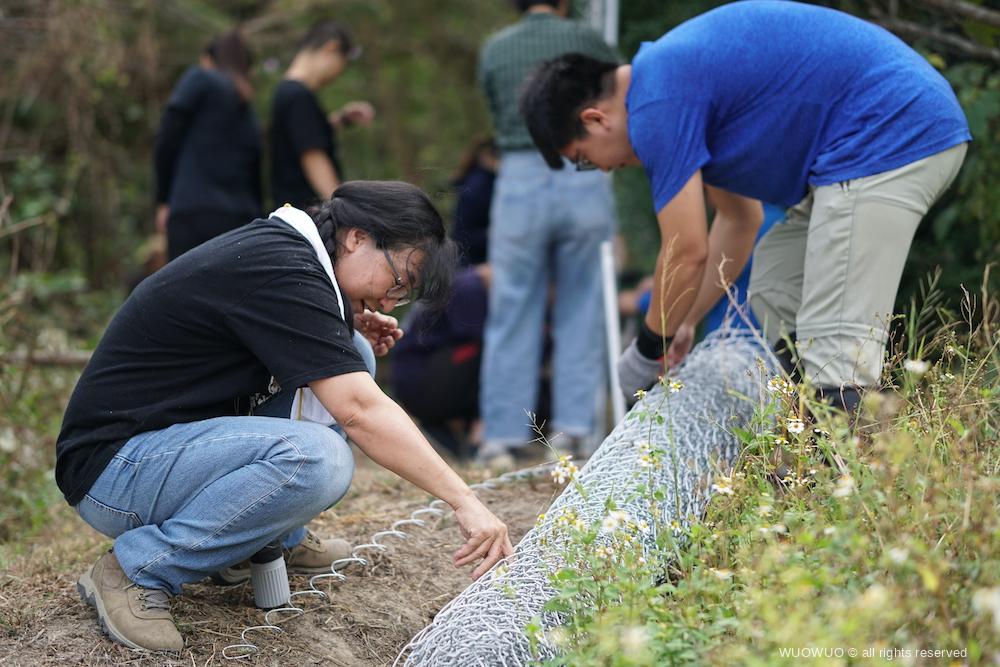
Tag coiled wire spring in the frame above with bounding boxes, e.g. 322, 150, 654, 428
221, 462, 559, 660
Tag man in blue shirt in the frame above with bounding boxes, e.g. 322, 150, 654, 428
520, 1, 970, 412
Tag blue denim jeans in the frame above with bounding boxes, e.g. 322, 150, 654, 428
480, 151, 616, 449
75, 330, 375, 595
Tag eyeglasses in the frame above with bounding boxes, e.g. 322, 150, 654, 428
574, 151, 598, 172
381, 246, 412, 307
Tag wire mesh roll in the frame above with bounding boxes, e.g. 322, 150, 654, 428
397, 333, 774, 666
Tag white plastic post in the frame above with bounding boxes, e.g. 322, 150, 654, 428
601, 240, 626, 425
604, 0, 619, 47
590, 0, 621, 425
586, 0, 620, 47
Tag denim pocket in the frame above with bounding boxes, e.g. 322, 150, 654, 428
76, 494, 142, 538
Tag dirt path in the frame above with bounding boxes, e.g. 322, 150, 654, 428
0, 454, 559, 666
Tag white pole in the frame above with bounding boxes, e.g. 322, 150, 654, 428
604, 0, 619, 47
601, 240, 626, 424
585, 0, 619, 47
590, 0, 623, 426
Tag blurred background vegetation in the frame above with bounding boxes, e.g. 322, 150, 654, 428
1, 0, 996, 297
0, 0, 997, 542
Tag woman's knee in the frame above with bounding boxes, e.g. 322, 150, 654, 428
284, 423, 354, 514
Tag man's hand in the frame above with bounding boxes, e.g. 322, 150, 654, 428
666, 322, 696, 368
354, 310, 403, 356
617, 338, 664, 401
452, 496, 514, 579
329, 101, 375, 128
154, 204, 169, 235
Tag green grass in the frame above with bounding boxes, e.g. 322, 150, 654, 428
535, 287, 1000, 666
0, 273, 122, 555
2, 272, 998, 663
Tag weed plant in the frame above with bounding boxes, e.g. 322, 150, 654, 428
0, 272, 122, 553
534, 274, 999, 666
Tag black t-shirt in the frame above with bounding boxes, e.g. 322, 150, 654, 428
270, 80, 343, 210
55, 218, 368, 505
154, 66, 262, 218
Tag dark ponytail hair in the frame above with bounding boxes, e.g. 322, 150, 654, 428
205, 30, 254, 101
451, 136, 497, 185
308, 181, 457, 308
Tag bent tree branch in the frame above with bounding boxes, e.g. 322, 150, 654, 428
917, 0, 1000, 30
876, 17, 1000, 63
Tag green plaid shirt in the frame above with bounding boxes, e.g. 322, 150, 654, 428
479, 13, 618, 152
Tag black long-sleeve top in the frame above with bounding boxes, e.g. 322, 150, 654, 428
154, 66, 262, 218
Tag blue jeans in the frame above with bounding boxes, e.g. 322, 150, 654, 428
480, 151, 615, 448
75, 331, 375, 595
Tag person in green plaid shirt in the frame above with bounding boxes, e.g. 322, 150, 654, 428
476, 0, 618, 467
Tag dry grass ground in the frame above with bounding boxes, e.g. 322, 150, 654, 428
0, 452, 560, 666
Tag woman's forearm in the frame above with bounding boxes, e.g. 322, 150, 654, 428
310, 374, 474, 509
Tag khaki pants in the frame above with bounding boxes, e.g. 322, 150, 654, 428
748, 143, 968, 388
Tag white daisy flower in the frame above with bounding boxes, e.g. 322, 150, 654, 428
886, 547, 909, 564
833, 474, 855, 497
786, 418, 805, 434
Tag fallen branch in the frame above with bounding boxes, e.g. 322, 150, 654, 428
1, 349, 92, 366
917, 0, 1000, 29
876, 16, 1000, 63
0, 214, 51, 241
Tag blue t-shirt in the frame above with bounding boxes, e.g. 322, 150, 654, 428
627, 0, 971, 211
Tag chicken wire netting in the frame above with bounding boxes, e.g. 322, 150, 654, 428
397, 332, 775, 666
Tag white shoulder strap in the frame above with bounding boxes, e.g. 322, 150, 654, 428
267, 205, 346, 426
269, 205, 346, 321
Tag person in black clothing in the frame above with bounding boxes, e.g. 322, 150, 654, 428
391, 139, 498, 456
60, 181, 513, 653
392, 264, 492, 457
154, 30, 261, 260
271, 21, 375, 210
450, 137, 498, 267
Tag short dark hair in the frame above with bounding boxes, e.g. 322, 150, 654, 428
309, 181, 457, 308
297, 21, 359, 59
512, 0, 559, 12
519, 53, 618, 169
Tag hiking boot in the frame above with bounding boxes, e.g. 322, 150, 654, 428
285, 530, 352, 574
212, 531, 352, 584
550, 434, 586, 459
475, 448, 516, 471
77, 550, 183, 653
478, 436, 565, 469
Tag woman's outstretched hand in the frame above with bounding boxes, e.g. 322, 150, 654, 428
452, 495, 514, 579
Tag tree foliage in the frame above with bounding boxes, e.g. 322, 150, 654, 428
0, 0, 996, 306
0, 0, 514, 286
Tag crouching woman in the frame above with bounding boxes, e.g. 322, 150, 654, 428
55, 180, 512, 653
